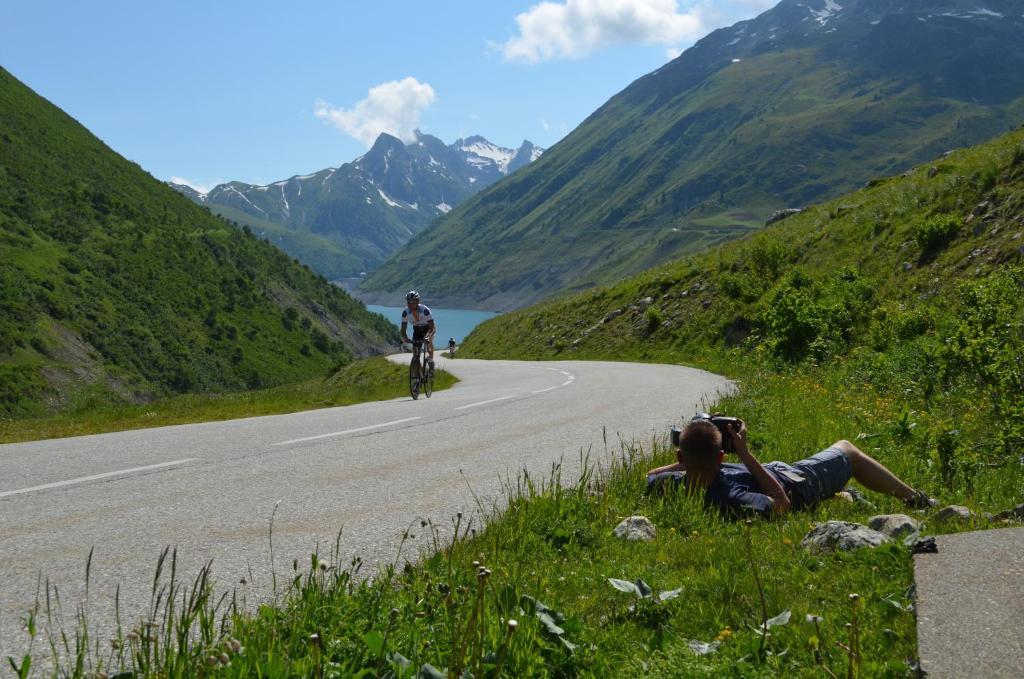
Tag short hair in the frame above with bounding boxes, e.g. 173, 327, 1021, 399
679, 420, 723, 472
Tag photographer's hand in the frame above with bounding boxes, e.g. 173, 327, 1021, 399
728, 421, 791, 515
725, 419, 749, 456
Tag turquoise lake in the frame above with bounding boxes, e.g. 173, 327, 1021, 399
365, 305, 499, 344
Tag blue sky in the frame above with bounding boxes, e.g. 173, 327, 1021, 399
1, 1, 775, 191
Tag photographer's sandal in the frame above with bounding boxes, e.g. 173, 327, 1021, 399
904, 489, 938, 509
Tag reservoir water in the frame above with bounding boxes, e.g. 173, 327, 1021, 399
365, 305, 499, 344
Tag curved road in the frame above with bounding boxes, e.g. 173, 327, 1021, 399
0, 356, 730, 659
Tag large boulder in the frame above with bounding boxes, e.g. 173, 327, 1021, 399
934, 505, 974, 522
801, 521, 890, 553
868, 514, 920, 539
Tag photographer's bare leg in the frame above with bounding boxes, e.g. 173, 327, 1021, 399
834, 440, 916, 501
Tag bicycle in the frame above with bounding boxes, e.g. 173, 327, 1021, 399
406, 339, 434, 400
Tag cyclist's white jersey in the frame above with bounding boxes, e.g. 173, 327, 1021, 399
401, 304, 434, 327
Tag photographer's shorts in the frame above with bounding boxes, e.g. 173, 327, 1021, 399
790, 446, 852, 508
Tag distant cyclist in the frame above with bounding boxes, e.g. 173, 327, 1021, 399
448, 337, 456, 355
400, 290, 435, 370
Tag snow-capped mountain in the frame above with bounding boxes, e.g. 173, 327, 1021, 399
168, 132, 543, 278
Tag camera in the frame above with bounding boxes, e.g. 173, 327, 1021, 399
670, 413, 742, 453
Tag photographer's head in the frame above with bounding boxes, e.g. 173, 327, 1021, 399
678, 420, 725, 482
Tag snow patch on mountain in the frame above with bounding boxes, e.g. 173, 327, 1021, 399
458, 138, 516, 174
377, 188, 401, 208
809, 0, 843, 26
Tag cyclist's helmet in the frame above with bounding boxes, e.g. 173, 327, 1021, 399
405, 290, 420, 303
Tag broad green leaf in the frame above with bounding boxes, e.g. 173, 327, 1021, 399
688, 639, 721, 655
362, 630, 385, 656
537, 611, 565, 636
417, 664, 446, 679
658, 588, 682, 601
388, 651, 411, 670
608, 578, 638, 595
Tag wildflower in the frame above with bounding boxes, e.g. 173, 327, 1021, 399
206, 655, 218, 666
229, 637, 242, 653
806, 614, 824, 623
318, 559, 329, 571
219, 652, 231, 666
126, 631, 140, 642
783, 538, 792, 545
508, 619, 519, 632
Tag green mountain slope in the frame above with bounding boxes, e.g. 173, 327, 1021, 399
462, 125, 1024, 366
362, 0, 1024, 310
201, 203, 363, 281
0, 66, 395, 417
460, 125, 1024, 490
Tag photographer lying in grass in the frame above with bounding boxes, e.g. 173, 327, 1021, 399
647, 416, 936, 518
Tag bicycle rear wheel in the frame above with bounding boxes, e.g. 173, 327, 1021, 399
409, 357, 420, 400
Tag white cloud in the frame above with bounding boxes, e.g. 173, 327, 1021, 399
315, 77, 437, 147
169, 176, 218, 194
665, 46, 682, 60
502, 0, 707, 62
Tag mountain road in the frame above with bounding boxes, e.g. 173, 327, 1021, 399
0, 355, 731, 661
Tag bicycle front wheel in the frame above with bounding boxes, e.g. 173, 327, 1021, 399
409, 357, 420, 400
424, 360, 434, 398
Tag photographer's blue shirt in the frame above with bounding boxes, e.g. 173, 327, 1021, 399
648, 462, 804, 518
704, 462, 804, 517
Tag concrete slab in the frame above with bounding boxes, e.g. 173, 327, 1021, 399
914, 526, 1024, 679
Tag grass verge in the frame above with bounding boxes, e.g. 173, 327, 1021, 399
0, 357, 457, 443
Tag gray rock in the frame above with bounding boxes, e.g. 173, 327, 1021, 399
701, 298, 712, 309
935, 505, 973, 522
800, 521, 890, 553
868, 514, 920, 539
902, 262, 914, 271
766, 208, 802, 225
994, 503, 1024, 522
927, 166, 939, 178
638, 296, 654, 307
613, 516, 656, 542
602, 309, 623, 323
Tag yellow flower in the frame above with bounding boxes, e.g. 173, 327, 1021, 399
783, 538, 792, 546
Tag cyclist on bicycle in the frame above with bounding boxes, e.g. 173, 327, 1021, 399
447, 337, 456, 355
400, 290, 435, 370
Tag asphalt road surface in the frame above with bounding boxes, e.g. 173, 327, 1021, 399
0, 355, 731, 663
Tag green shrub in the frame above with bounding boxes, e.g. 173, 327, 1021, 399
644, 305, 663, 333
912, 213, 960, 251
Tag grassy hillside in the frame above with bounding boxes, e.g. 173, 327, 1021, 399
201, 203, 364, 281
0, 66, 396, 419
362, 0, 1024, 309
461, 126, 1024, 368
462, 125, 1024, 505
